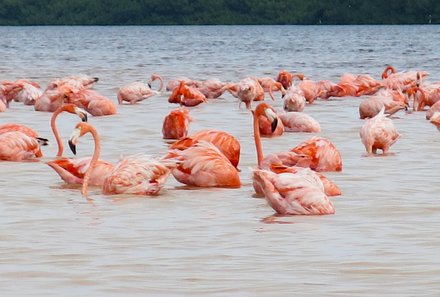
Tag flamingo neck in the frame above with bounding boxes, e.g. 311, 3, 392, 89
157, 76, 164, 92
51, 108, 64, 157
82, 127, 101, 196
253, 112, 264, 167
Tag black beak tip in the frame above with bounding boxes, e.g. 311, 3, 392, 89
82, 113, 88, 122
148, 83, 152, 88
271, 118, 278, 133
93, 77, 99, 82
68, 140, 77, 155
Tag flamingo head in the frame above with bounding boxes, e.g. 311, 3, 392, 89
62, 103, 88, 122
68, 122, 93, 155
254, 102, 278, 133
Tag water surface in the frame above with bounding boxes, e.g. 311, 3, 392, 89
1, 25, 440, 296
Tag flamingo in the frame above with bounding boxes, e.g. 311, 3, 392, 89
168, 81, 207, 107
194, 78, 227, 99
251, 103, 340, 197
429, 112, 440, 131
253, 169, 335, 215
162, 107, 192, 140
117, 73, 164, 104
0, 123, 47, 161
68, 122, 172, 196
168, 140, 240, 188
278, 112, 321, 133
168, 129, 240, 168
0, 132, 43, 161
46, 104, 114, 186
359, 107, 400, 155
291, 137, 343, 172
0, 98, 6, 112
275, 70, 305, 89
222, 77, 265, 109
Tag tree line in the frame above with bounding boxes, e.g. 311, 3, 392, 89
1, 0, 438, 25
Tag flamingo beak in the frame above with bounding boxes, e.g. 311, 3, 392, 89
68, 128, 81, 155
75, 107, 88, 122
68, 140, 76, 155
264, 108, 278, 133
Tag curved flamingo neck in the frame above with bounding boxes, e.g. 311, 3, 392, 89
81, 126, 101, 196
252, 111, 264, 167
156, 76, 164, 92
382, 66, 395, 79
51, 107, 65, 157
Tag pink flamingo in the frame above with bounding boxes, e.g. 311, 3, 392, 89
222, 77, 265, 109
0, 123, 47, 161
46, 104, 114, 186
194, 78, 227, 99
291, 137, 342, 172
253, 169, 335, 215
275, 70, 305, 89
168, 129, 240, 168
0, 132, 43, 161
278, 112, 321, 133
429, 112, 440, 131
251, 103, 340, 197
68, 122, 172, 196
359, 107, 400, 155
162, 107, 192, 140
117, 73, 164, 104
168, 140, 240, 188
0, 98, 6, 112
168, 81, 207, 107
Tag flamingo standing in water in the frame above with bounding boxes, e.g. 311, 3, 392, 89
359, 107, 400, 155
253, 169, 335, 215
278, 111, 321, 133
251, 103, 340, 197
168, 140, 241, 188
168, 81, 207, 107
68, 122, 173, 196
117, 73, 164, 104
0, 123, 48, 161
291, 136, 343, 172
168, 129, 241, 168
162, 107, 192, 140
46, 104, 114, 186
222, 77, 265, 109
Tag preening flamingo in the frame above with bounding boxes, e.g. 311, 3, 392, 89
359, 107, 400, 155
169, 129, 241, 168
251, 103, 339, 197
68, 122, 172, 196
278, 112, 321, 133
0, 131, 43, 161
168, 81, 207, 107
291, 137, 343, 172
222, 77, 265, 109
117, 73, 163, 104
162, 107, 192, 140
253, 169, 335, 215
168, 140, 241, 188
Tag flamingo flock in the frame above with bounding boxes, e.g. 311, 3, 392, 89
1, 65, 437, 216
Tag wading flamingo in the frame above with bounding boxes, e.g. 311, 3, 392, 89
359, 107, 400, 155
253, 169, 335, 215
222, 77, 265, 109
117, 73, 164, 104
168, 81, 207, 107
169, 129, 241, 168
251, 103, 339, 197
168, 140, 240, 188
68, 122, 173, 196
0, 132, 43, 161
278, 112, 321, 133
46, 104, 114, 186
162, 107, 192, 140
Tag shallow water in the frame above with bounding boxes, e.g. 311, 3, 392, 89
1, 25, 440, 296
